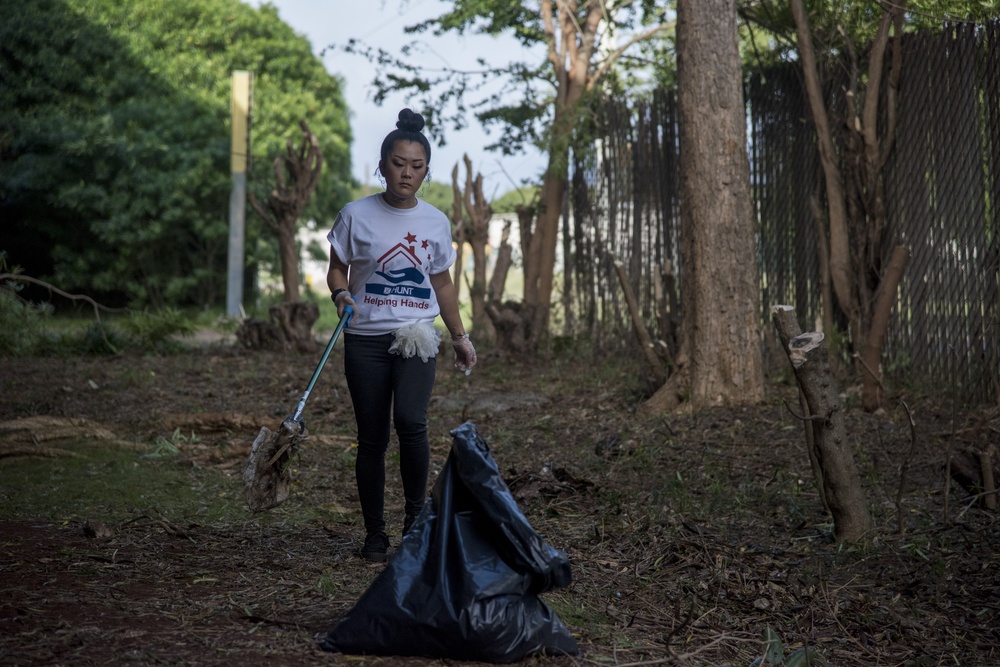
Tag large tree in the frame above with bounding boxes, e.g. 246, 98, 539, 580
349, 0, 672, 350
641, 0, 765, 412
0, 0, 352, 309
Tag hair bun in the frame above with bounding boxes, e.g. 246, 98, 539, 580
396, 108, 425, 133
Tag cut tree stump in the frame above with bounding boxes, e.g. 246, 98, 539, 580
772, 305, 873, 542
237, 301, 320, 352
485, 300, 528, 354
270, 301, 320, 352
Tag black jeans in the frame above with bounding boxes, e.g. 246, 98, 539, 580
343, 333, 436, 535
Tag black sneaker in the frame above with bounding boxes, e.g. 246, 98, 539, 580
403, 514, 416, 536
359, 531, 389, 562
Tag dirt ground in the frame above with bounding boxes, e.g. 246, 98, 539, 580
1, 338, 999, 666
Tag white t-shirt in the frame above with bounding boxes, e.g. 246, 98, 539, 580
327, 194, 456, 335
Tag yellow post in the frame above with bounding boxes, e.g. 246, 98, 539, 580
230, 71, 252, 175
227, 70, 253, 317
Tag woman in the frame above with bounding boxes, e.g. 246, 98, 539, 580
327, 108, 477, 562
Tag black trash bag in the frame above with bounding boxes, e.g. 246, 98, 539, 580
318, 421, 579, 663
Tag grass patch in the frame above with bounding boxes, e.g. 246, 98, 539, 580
0, 443, 248, 525
1, 306, 199, 357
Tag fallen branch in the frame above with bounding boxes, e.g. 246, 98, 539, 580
1, 272, 128, 352
611, 254, 666, 385
0, 272, 128, 317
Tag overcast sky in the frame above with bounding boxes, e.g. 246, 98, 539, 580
249, 0, 547, 199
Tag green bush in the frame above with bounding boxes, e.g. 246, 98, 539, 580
117, 308, 196, 353
78, 321, 128, 355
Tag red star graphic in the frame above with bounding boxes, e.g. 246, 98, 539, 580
421, 239, 429, 249
404, 232, 417, 245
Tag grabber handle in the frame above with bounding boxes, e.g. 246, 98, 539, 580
290, 306, 353, 423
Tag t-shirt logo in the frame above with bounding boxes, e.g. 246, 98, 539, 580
366, 232, 432, 301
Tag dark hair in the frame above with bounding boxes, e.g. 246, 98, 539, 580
379, 108, 432, 166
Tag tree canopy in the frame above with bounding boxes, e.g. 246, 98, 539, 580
347, 0, 673, 160
0, 0, 352, 308
739, 0, 1000, 69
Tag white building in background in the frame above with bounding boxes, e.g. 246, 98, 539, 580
299, 220, 330, 293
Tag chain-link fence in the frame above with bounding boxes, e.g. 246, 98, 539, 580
563, 22, 999, 404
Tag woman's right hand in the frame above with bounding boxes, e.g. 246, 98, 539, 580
332, 290, 356, 319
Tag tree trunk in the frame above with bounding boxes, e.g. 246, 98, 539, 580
525, 0, 602, 351
772, 305, 874, 542
643, 0, 765, 412
485, 207, 532, 354
525, 147, 569, 350
810, 190, 836, 343
791, 0, 907, 411
471, 230, 491, 341
449, 162, 467, 302
861, 245, 910, 410
247, 120, 323, 304
456, 155, 494, 344
277, 225, 300, 303
790, 0, 857, 328
487, 217, 514, 305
